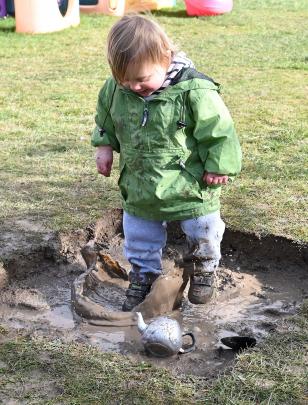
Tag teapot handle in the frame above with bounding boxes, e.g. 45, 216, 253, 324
179, 332, 196, 354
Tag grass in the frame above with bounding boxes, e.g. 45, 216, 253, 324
0, 2, 307, 403
0, 0, 307, 241
0, 305, 307, 404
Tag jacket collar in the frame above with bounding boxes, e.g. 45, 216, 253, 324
118, 68, 219, 100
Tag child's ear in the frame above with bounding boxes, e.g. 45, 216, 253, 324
166, 49, 172, 64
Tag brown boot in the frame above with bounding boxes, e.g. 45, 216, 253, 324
188, 271, 215, 304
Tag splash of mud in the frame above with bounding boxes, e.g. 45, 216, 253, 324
0, 287, 49, 310
0, 210, 307, 377
73, 248, 188, 325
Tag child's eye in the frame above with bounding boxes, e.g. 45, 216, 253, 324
138, 76, 151, 83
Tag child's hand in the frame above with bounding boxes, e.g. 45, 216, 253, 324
203, 172, 229, 185
96, 146, 113, 177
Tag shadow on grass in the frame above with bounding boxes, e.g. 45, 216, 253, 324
151, 9, 189, 18
0, 25, 15, 32
152, 8, 214, 19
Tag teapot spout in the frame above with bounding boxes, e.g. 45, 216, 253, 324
136, 312, 148, 333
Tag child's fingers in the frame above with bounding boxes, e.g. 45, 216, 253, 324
97, 161, 110, 176
96, 155, 113, 176
220, 176, 229, 184
104, 162, 112, 177
202, 173, 211, 184
214, 176, 228, 185
203, 173, 229, 185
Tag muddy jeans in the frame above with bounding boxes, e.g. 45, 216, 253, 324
123, 211, 225, 284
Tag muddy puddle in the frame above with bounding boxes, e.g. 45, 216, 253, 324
0, 211, 307, 378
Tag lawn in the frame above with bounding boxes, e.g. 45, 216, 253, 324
1, 307, 307, 403
0, 0, 307, 403
0, 0, 307, 241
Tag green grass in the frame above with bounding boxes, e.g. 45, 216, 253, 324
1, 306, 307, 404
0, 0, 307, 241
0, 3, 307, 401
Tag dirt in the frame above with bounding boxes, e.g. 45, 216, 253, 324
0, 210, 307, 378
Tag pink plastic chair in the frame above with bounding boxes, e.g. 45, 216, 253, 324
185, 0, 233, 16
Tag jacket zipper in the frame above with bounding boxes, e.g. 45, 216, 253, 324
141, 105, 149, 127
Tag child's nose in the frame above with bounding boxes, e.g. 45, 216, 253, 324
130, 82, 142, 92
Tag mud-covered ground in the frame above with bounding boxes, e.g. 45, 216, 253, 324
0, 210, 307, 378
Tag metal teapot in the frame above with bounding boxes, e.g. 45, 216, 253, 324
136, 312, 195, 358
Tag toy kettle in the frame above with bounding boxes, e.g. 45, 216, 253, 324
136, 312, 195, 358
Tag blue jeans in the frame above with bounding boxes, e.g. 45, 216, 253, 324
123, 211, 225, 284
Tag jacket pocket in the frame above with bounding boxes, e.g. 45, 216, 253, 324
147, 100, 174, 150
174, 169, 204, 203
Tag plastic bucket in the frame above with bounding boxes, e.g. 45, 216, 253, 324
185, 0, 232, 16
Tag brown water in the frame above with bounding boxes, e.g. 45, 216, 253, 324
0, 213, 307, 377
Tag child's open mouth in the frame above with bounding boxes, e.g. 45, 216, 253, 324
137, 90, 152, 97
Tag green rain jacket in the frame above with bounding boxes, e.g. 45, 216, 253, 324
91, 68, 242, 221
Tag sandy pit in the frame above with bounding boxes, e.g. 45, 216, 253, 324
0, 209, 307, 378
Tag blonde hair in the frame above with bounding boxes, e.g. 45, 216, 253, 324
107, 14, 176, 83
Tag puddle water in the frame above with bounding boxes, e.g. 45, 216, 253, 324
0, 261, 305, 377
0, 216, 307, 377
44, 304, 75, 329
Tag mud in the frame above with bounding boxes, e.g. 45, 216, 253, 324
0, 210, 307, 378
72, 251, 188, 325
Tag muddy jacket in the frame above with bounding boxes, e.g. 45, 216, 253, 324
91, 68, 242, 221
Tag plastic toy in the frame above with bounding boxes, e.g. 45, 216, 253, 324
80, 0, 125, 17
0, 0, 6, 18
125, 0, 175, 12
184, 0, 232, 16
3, 0, 70, 18
58, 0, 68, 16
80, 0, 175, 16
6, 0, 15, 16
14, 0, 80, 34
80, 0, 98, 4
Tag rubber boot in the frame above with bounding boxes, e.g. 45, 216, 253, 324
183, 243, 218, 305
188, 269, 215, 304
122, 283, 151, 312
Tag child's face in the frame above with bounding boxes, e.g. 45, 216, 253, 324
122, 61, 169, 97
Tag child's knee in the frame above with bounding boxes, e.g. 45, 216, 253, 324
181, 212, 225, 242
123, 212, 167, 247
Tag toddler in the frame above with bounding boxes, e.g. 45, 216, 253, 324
92, 15, 241, 311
